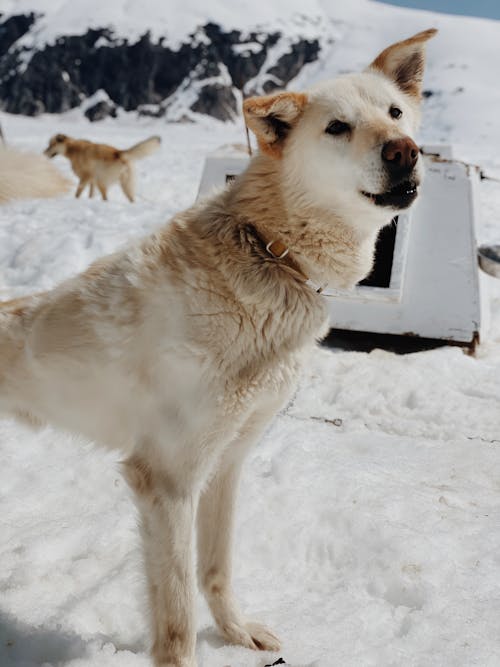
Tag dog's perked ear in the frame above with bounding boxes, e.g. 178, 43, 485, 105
368, 28, 437, 99
243, 92, 308, 158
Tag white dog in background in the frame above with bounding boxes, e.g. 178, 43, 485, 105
0, 127, 69, 204
0, 30, 435, 667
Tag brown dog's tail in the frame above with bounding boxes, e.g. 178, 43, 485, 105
121, 135, 161, 161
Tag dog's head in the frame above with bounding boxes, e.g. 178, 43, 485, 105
44, 134, 68, 158
244, 29, 436, 223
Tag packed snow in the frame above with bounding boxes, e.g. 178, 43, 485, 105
1, 1, 500, 666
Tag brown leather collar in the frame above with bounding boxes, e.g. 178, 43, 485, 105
244, 224, 310, 283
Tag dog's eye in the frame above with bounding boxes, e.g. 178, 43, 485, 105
389, 106, 402, 119
325, 120, 351, 136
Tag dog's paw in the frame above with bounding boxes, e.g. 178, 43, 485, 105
221, 620, 281, 651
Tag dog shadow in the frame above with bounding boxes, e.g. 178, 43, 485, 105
0, 610, 88, 666
1, 612, 292, 665
197, 626, 227, 650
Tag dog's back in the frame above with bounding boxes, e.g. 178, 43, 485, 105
50, 135, 160, 166
64, 139, 125, 181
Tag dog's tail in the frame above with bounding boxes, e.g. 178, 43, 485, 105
0, 147, 71, 204
121, 135, 161, 161
0, 295, 47, 426
0, 299, 25, 416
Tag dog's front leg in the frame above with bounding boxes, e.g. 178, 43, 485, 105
124, 453, 198, 667
75, 177, 89, 198
197, 410, 282, 653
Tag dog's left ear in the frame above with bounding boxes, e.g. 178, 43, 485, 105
243, 92, 308, 158
368, 28, 437, 99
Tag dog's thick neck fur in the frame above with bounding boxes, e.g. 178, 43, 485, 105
221, 152, 380, 293
138, 151, 384, 379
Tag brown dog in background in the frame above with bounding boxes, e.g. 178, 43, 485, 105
44, 134, 161, 202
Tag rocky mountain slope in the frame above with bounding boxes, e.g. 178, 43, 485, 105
0, 6, 326, 121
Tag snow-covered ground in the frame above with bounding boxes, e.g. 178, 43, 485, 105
2, 2, 500, 666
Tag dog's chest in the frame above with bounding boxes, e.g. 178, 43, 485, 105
217, 309, 327, 416
220, 345, 307, 419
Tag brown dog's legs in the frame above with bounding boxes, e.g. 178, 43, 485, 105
75, 178, 90, 198
97, 183, 108, 201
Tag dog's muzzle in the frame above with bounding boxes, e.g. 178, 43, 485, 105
361, 179, 419, 209
362, 136, 420, 209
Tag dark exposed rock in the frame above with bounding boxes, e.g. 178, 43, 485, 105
0, 26, 198, 115
262, 39, 321, 93
84, 100, 118, 121
0, 13, 323, 120
0, 13, 36, 57
203, 22, 280, 90
190, 83, 238, 121
137, 103, 167, 118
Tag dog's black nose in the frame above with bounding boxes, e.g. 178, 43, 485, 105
382, 137, 419, 175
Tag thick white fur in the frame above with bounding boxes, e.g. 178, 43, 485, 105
0, 31, 434, 667
0, 146, 70, 203
287, 71, 422, 234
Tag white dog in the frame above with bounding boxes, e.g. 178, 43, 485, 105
0, 144, 69, 204
0, 29, 435, 667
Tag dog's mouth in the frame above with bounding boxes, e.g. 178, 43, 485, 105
361, 180, 418, 209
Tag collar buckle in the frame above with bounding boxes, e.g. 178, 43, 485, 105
265, 240, 290, 260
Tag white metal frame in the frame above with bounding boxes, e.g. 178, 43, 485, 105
196, 145, 488, 345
